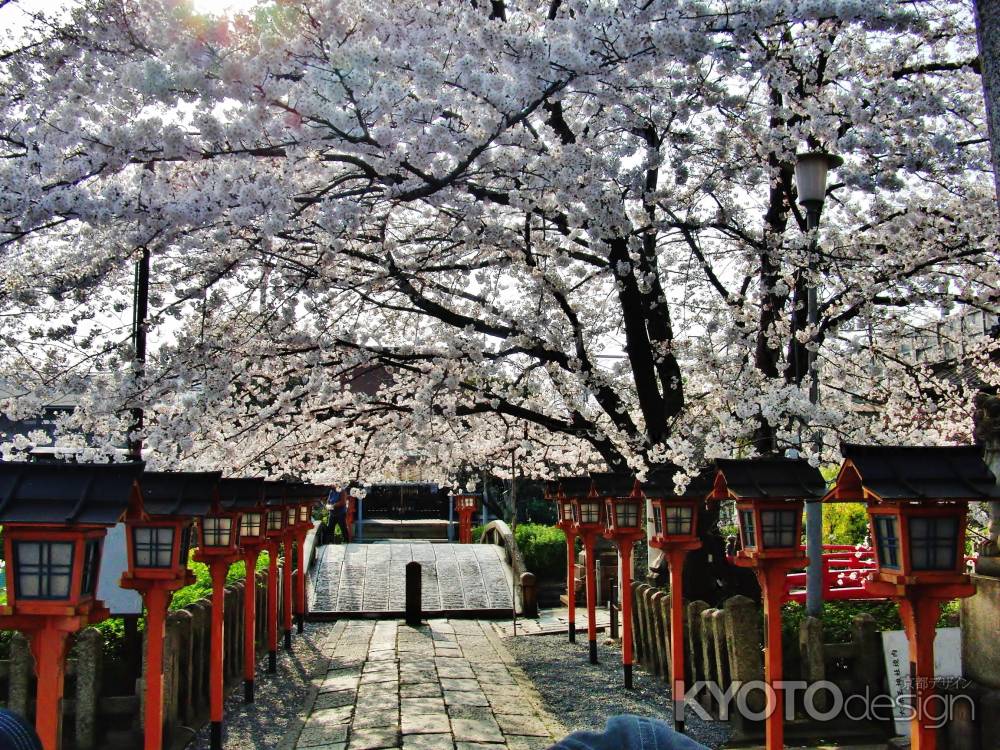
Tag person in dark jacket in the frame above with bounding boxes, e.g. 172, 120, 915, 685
0, 709, 43, 750
328, 489, 351, 543
548, 715, 708, 750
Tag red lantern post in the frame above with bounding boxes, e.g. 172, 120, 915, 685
546, 481, 578, 643
643, 465, 715, 731
0, 462, 143, 750
569, 476, 604, 665
710, 458, 826, 750
453, 494, 479, 544
826, 445, 998, 750
126, 471, 220, 750
602, 484, 645, 688
263, 482, 288, 672
220, 477, 267, 702
193, 500, 242, 750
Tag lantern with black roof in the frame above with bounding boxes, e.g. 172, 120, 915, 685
708, 457, 826, 750
642, 465, 715, 730
219, 477, 267, 704
593, 472, 643, 688
0, 461, 143, 750
545, 479, 579, 644
125, 471, 218, 750
452, 493, 479, 544
191, 479, 241, 750
563, 475, 604, 664
263, 481, 288, 669
824, 444, 997, 750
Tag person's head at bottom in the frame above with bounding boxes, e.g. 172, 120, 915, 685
0, 709, 43, 750
548, 715, 708, 750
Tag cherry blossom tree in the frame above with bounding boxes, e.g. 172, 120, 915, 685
0, 0, 996, 484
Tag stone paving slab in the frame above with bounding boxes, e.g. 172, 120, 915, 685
289, 618, 563, 750
311, 544, 515, 614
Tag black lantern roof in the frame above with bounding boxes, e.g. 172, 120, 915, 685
263, 480, 289, 506
834, 444, 1000, 501
713, 457, 826, 500
140, 471, 221, 517
0, 461, 144, 525
590, 472, 638, 497
219, 477, 266, 510
642, 464, 715, 499
555, 476, 594, 498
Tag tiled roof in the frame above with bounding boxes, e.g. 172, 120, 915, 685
839, 444, 1000, 500
713, 457, 827, 500
140, 471, 221, 516
218, 477, 265, 510
0, 461, 143, 525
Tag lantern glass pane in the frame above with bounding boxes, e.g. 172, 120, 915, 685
579, 501, 602, 525
299, 506, 309, 522
202, 516, 232, 547
287, 508, 296, 526
134, 527, 176, 568
240, 513, 263, 538
268, 510, 283, 531
760, 509, 799, 548
14, 541, 74, 599
909, 516, 959, 571
873, 516, 901, 569
739, 510, 757, 549
81, 539, 101, 595
615, 501, 640, 529
664, 506, 693, 535
560, 502, 574, 522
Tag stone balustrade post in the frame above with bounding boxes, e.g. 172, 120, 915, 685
74, 627, 102, 750
8, 631, 32, 718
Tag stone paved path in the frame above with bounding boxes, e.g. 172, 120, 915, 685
292, 618, 564, 750
311, 544, 515, 614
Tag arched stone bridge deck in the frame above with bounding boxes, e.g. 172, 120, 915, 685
309, 542, 516, 617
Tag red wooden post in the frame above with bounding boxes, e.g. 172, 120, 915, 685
242, 549, 260, 700
899, 594, 940, 750
266, 540, 279, 672
281, 535, 294, 649
759, 563, 795, 750
666, 547, 690, 731
208, 560, 228, 750
142, 587, 170, 750
618, 543, 635, 685
565, 530, 577, 643
294, 530, 307, 633
30, 623, 72, 750
582, 532, 599, 664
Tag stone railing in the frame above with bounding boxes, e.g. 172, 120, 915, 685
478, 520, 537, 617
0, 565, 288, 750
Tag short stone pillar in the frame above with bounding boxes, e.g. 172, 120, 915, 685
74, 627, 103, 750
520, 572, 538, 618
8, 631, 32, 718
405, 561, 422, 626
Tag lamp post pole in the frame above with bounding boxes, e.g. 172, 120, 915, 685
794, 151, 842, 618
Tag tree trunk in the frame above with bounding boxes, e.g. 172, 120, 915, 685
974, 0, 1000, 206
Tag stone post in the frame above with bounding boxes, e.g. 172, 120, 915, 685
709, 610, 729, 688
74, 627, 102, 750
723, 595, 763, 685
169, 608, 195, 724
659, 594, 675, 680
650, 590, 668, 678
163, 611, 185, 737
8, 631, 32, 718
630, 582, 644, 665
851, 613, 883, 694
520, 572, 538, 618
635, 584, 653, 671
189, 600, 211, 713
686, 601, 709, 684
798, 616, 827, 713
699, 608, 718, 713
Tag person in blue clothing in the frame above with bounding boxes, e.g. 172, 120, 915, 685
0, 708, 43, 750
548, 715, 708, 750
328, 489, 351, 544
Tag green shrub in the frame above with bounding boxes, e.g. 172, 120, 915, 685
471, 523, 570, 580
781, 598, 960, 643
822, 502, 870, 546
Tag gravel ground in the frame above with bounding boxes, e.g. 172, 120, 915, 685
506, 634, 731, 749
186, 621, 336, 750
